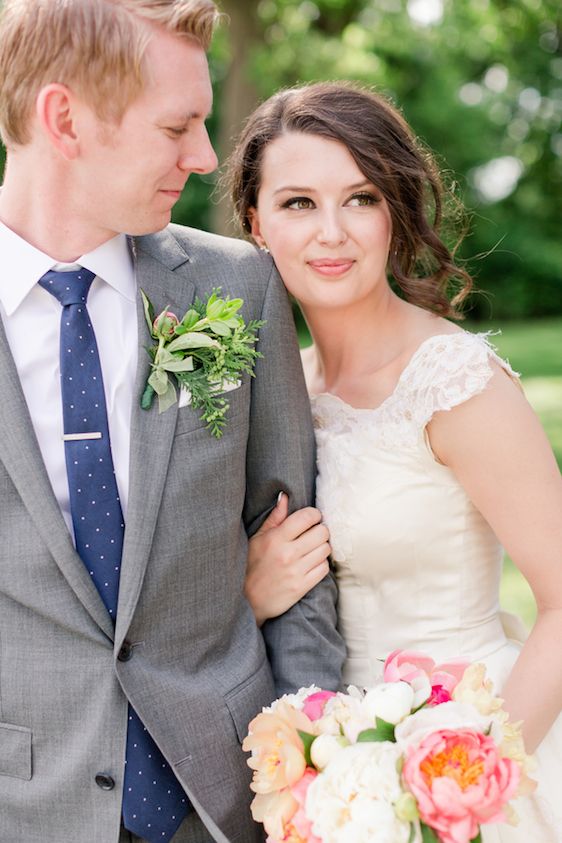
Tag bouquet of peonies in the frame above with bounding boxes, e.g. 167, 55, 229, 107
243, 650, 536, 843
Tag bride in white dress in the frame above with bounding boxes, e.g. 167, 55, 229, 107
230, 82, 562, 841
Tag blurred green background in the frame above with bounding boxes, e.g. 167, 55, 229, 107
2, 0, 560, 627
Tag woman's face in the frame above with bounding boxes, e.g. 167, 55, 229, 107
249, 132, 393, 312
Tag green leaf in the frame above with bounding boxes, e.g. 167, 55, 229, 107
207, 299, 225, 320
224, 316, 242, 328
297, 730, 316, 768
180, 308, 199, 330
157, 380, 177, 413
140, 382, 155, 410
420, 823, 440, 843
148, 367, 169, 396
162, 356, 195, 373
224, 297, 243, 313
208, 320, 231, 337
167, 332, 220, 353
470, 833, 483, 843
374, 717, 396, 741
356, 717, 395, 743
140, 289, 156, 337
356, 728, 383, 743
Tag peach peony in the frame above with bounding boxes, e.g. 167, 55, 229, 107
252, 789, 299, 840
452, 663, 504, 718
402, 728, 521, 843
244, 701, 316, 795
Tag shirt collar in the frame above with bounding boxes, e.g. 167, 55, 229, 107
0, 221, 136, 316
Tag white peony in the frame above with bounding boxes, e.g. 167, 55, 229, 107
310, 734, 349, 771
394, 700, 491, 748
305, 743, 412, 843
361, 681, 414, 725
316, 692, 372, 742
262, 685, 321, 714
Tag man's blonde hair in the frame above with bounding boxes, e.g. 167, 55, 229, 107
0, 0, 220, 146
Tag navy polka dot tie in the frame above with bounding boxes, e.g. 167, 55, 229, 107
39, 269, 189, 842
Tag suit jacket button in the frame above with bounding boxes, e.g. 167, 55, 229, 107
118, 641, 133, 661
95, 773, 115, 791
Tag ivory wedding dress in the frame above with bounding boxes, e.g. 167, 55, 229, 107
311, 331, 562, 843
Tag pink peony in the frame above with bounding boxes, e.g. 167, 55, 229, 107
402, 728, 521, 843
427, 684, 453, 706
302, 690, 337, 721
384, 650, 469, 707
290, 769, 322, 842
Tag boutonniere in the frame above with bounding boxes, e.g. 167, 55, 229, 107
140, 288, 264, 438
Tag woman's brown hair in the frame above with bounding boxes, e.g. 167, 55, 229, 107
227, 81, 472, 317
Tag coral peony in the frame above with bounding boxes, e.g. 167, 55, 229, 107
402, 728, 521, 843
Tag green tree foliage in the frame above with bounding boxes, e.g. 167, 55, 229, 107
200, 0, 562, 319
1, 1, 558, 318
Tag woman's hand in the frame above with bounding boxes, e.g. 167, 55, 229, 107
245, 493, 332, 626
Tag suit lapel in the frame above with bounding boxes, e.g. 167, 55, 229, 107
115, 230, 194, 642
0, 319, 114, 638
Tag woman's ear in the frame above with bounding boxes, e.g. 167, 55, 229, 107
248, 206, 267, 249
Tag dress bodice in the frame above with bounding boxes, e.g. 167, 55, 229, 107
311, 330, 562, 840
311, 332, 519, 686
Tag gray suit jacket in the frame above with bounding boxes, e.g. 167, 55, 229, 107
0, 225, 345, 843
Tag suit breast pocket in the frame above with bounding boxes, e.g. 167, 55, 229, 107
174, 379, 251, 438
0, 721, 32, 780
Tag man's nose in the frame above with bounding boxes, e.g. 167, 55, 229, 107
178, 127, 218, 175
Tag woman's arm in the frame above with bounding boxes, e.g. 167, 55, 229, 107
245, 492, 331, 626
428, 364, 562, 752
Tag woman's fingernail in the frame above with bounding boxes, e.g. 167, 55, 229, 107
277, 491, 285, 505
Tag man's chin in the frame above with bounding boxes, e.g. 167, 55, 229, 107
128, 211, 173, 237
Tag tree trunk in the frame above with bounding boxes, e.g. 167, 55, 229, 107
212, 0, 262, 235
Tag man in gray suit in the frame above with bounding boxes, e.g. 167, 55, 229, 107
0, 1, 345, 841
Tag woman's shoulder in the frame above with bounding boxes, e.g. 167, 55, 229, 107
401, 328, 520, 423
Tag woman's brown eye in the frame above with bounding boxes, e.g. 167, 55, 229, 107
284, 197, 314, 210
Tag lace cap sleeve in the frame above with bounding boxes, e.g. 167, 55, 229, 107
403, 332, 519, 430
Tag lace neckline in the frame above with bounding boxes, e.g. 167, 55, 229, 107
311, 331, 464, 416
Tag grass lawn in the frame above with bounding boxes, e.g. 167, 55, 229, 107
298, 314, 562, 630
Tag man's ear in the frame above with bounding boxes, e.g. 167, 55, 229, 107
248, 206, 266, 249
35, 83, 80, 160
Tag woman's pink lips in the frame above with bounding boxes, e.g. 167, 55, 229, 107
307, 259, 354, 277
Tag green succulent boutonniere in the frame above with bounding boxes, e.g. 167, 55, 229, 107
140, 288, 264, 437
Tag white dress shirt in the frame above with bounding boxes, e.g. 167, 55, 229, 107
0, 222, 138, 536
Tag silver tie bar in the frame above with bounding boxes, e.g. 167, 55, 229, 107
62, 432, 102, 441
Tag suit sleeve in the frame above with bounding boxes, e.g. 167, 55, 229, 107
243, 261, 346, 696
